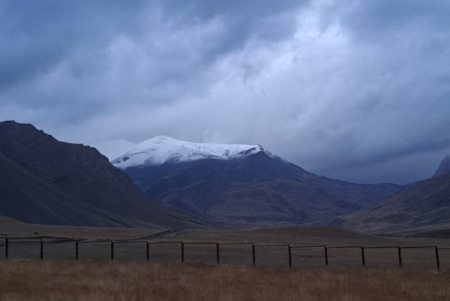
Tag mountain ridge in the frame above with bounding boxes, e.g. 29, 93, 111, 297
0, 121, 203, 229
340, 172, 450, 233
434, 155, 450, 177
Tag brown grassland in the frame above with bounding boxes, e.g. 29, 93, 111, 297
0, 260, 449, 301
2, 221, 450, 300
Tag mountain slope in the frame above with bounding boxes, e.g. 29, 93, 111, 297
341, 173, 450, 233
434, 155, 450, 177
0, 121, 203, 229
108, 136, 401, 228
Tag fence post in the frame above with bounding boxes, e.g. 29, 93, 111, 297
4, 237, 8, 259
435, 247, 440, 270
111, 241, 114, 261
146, 242, 149, 261
40, 239, 44, 260
288, 246, 292, 268
324, 247, 328, 266
398, 247, 402, 268
75, 241, 79, 260
252, 244, 256, 267
216, 243, 220, 265
181, 242, 184, 263
361, 247, 365, 267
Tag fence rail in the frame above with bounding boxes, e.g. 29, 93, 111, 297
0, 235, 448, 270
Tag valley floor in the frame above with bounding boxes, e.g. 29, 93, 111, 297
0, 260, 449, 301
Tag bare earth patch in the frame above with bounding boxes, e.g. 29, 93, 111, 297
0, 260, 449, 301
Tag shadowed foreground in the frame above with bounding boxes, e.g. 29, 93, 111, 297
0, 261, 449, 301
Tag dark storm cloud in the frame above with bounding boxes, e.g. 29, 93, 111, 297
1, 0, 450, 184
0, 1, 120, 91
0, 1, 68, 89
0, 0, 305, 118
327, 0, 450, 182
0, 0, 302, 90
342, 0, 450, 34
162, 0, 304, 43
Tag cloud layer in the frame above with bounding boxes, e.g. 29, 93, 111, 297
1, 0, 450, 184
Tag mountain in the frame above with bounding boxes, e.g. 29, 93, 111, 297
338, 157, 450, 233
111, 136, 273, 168
434, 155, 450, 177
0, 121, 203, 229
340, 172, 450, 233
106, 136, 401, 228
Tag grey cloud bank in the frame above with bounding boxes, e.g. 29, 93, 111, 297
1, 0, 450, 184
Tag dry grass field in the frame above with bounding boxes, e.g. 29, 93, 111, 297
1, 220, 450, 299
0, 260, 449, 301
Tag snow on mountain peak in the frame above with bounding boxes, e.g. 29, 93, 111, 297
111, 136, 272, 169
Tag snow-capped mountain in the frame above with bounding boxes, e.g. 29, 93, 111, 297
110, 136, 275, 169
99, 135, 401, 228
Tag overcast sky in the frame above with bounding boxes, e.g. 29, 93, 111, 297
1, 0, 450, 184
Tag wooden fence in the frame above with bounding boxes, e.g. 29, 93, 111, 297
0, 235, 448, 270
